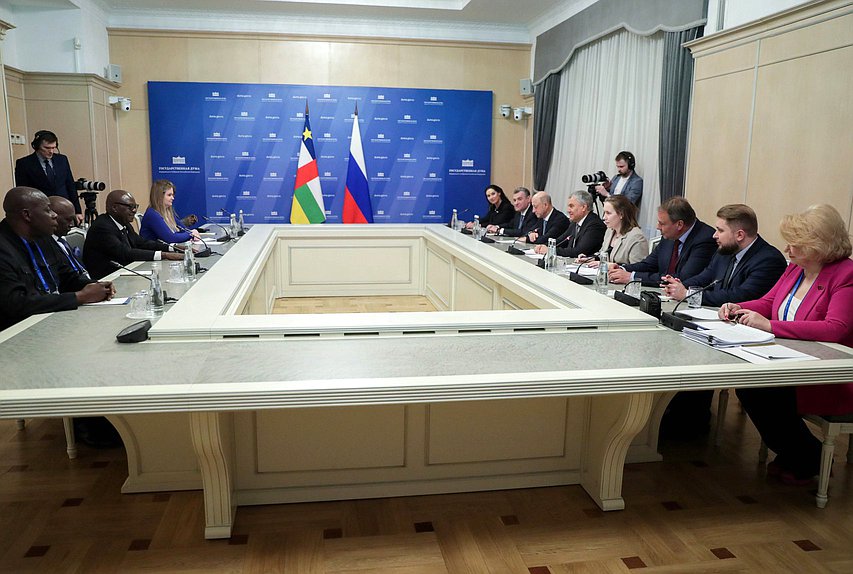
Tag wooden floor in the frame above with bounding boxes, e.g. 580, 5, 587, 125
1, 401, 851, 573
273, 295, 438, 314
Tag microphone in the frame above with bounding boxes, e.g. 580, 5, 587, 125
568, 257, 593, 285
614, 280, 642, 306
111, 260, 151, 281
660, 279, 721, 332
201, 216, 234, 242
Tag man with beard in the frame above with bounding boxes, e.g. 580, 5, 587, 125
662, 204, 786, 307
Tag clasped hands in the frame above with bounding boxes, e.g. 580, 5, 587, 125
718, 302, 772, 332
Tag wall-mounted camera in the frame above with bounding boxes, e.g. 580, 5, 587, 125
108, 96, 131, 112
513, 107, 533, 121
499, 104, 512, 119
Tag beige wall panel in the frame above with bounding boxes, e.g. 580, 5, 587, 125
91, 103, 110, 181
463, 46, 529, 108
501, 289, 537, 310
492, 119, 528, 190
287, 244, 414, 287
684, 70, 755, 220
259, 39, 331, 85
23, 82, 89, 103
759, 13, 853, 66
105, 105, 122, 191
329, 42, 400, 87
397, 45, 464, 89
187, 38, 260, 84
425, 247, 451, 310
4, 71, 23, 99
25, 99, 95, 178
108, 35, 189, 106
427, 398, 568, 464
453, 266, 494, 311
255, 406, 406, 472
121, 413, 198, 473
116, 109, 153, 205
746, 47, 853, 247
693, 41, 757, 81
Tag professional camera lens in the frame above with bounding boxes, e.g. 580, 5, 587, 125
75, 179, 107, 191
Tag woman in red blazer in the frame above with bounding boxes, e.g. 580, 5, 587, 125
720, 204, 853, 484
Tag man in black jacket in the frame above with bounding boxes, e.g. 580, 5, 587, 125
15, 130, 83, 223
0, 187, 112, 332
488, 186, 538, 237
83, 189, 183, 280
526, 192, 570, 245
535, 189, 606, 258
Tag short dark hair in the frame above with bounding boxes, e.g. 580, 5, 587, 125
716, 204, 758, 236
659, 197, 696, 227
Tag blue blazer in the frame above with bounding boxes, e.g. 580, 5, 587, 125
682, 235, 787, 307
609, 172, 643, 206
15, 152, 81, 214
140, 209, 193, 244
624, 220, 716, 285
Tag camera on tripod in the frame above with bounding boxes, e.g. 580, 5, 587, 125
75, 179, 106, 191
581, 171, 608, 185
75, 179, 107, 226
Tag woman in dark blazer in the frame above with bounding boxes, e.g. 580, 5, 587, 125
466, 184, 514, 229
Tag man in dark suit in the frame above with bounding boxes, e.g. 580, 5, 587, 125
663, 204, 787, 307
534, 189, 606, 258
48, 196, 91, 283
0, 187, 113, 332
83, 189, 183, 280
608, 197, 716, 286
15, 130, 83, 224
488, 186, 538, 237
526, 191, 570, 245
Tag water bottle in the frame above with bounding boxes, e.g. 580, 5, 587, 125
229, 213, 239, 239
450, 209, 459, 231
595, 252, 609, 294
183, 241, 196, 282
238, 209, 246, 236
149, 267, 164, 316
472, 215, 481, 240
545, 238, 557, 270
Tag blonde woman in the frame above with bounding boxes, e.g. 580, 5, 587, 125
140, 180, 200, 243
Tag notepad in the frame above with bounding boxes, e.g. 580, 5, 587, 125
682, 323, 774, 347
740, 344, 817, 361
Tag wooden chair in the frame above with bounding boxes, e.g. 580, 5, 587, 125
803, 414, 853, 508
16, 418, 77, 459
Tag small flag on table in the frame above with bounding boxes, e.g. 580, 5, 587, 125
290, 103, 326, 224
342, 104, 373, 224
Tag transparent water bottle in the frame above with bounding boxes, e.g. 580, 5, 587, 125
450, 209, 459, 231
472, 215, 481, 240
149, 266, 164, 316
545, 238, 557, 270
595, 252, 609, 294
229, 213, 239, 239
183, 241, 196, 282
238, 209, 246, 236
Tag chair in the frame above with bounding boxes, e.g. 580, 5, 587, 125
15, 418, 77, 459
803, 414, 853, 508
64, 228, 86, 254
648, 234, 662, 252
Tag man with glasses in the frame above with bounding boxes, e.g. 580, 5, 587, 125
83, 189, 183, 280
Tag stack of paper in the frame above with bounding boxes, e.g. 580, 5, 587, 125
682, 323, 774, 347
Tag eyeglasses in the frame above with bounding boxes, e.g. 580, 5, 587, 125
115, 202, 139, 211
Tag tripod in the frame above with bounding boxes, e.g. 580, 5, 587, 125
80, 192, 99, 227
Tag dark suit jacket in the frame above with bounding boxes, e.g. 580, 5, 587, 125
682, 235, 787, 307
15, 152, 81, 214
529, 208, 570, 244
84, 214, 169, 280
554, 214, 607, 258
624, 220, 716, 285
500, 208, 538, 237
0, 220, 89, 332
479, 200, 514, 228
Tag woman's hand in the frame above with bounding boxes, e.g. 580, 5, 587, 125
190, 229, 201, 241
719, 302, 741, 321
732, 309, 771, 332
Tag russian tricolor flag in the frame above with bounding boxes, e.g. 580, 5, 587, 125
342, 105, 373, 224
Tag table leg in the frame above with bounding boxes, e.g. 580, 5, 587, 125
189, 412, 235, 539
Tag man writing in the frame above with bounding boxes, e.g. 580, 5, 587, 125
15, 130, 83, 224
608, 197, 716, 286
534, 189, 605, 258
594, 151, 642, 206
487, 186, 537, 237
0, 187, 113, 332
526, 192, 570, 245
83, 189, 183, 280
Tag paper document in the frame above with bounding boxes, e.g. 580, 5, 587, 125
682, 323, 774, 347
676, 308, 720, 321
740, 344, 818, 361
523, 249, 544, 260
119, 270, 152, 277
84, 297, 130, 306
576, 265, 598, 276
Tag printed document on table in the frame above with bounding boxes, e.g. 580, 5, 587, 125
682, 323, 774, 347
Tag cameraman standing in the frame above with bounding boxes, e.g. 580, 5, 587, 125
15, 130, 83, 224
594, 151, 643, 207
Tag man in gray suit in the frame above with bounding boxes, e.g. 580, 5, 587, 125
594, 151, 643, 206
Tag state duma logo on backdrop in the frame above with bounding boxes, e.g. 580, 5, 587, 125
205, 90, 226, 102
157, 155, 200, 175
448, 158, 486, 177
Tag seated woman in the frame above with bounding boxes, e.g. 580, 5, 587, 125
140, 180, 200, 244
466, 184, 514, 230
583, 195, 648, 265
720, 204, 853, 485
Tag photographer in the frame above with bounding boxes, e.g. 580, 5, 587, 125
593, 151, 643, 207
15, 130, 84, 224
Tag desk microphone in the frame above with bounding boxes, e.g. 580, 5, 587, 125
568, 257, 593, 285
111, 260, 152, 281
614, 280, 642, 306
201, 216, 234, 242
660, 279, 720, 331
176, 226, 213, 258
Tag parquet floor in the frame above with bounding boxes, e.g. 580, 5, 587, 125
272, 295, 437, 315
1, 401, 851, 573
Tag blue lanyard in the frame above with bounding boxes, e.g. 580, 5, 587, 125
58, 239, 82, 273
782, 270, 805, 321
20, 237, 59, 294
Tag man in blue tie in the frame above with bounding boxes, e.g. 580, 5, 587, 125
14, 130, 83, 224
48, 196, 91, 282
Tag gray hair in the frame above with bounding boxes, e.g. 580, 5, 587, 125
569, 189, 594, 210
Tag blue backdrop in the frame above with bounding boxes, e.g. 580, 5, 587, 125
148, 82, 492, 224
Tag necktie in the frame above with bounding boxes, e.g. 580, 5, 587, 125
722, 256, 736, 288
121, 226, 131, 247
666, 239, 680, 275
44, 159, 55, 183
517, 212, 523, 229
541, 218, 547, 235
59, 236, 87, 274
572, 223, 580, 247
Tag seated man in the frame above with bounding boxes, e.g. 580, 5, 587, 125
48, 196, 91, 283
534, 189, 605, 258
0, 187, 113, 332
608, 196, 716, 286
487, 186, 537, 237
663, 204, 787, 306
84, 189, 183, 280
526, 191, 570, 245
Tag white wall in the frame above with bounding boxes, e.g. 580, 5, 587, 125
706, 0, 811, 32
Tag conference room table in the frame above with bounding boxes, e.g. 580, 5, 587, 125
2, 225, 852, 540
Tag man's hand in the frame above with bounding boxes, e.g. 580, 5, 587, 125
608, 266, 632, 284
182, 214, 199, 227
662, 277, 688, 301
527, 231, 539, 243
594, 184, 609, 198
534, 244, 547, 254
163, 252, 184, 261
485, 224, 499, 234
75, 282, 113, 304
75, 214, 85, 225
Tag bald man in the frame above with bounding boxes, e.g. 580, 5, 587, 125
48, 196, 90, 282
0, 187, 113, 332
83, 189, 183, 280
526, 192, 570, 245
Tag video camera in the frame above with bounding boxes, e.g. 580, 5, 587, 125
580, 171, 609, 204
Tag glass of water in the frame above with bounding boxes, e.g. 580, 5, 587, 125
687, 286, 703, 308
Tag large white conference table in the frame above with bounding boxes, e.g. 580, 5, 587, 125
2, 224, 852, 539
